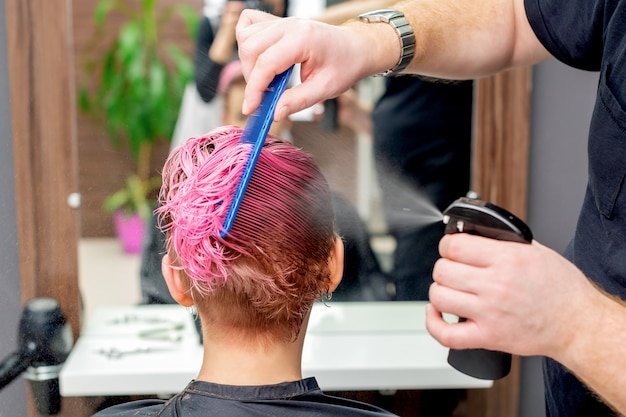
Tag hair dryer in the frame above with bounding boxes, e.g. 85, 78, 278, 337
442, 197, 533, 380
0, 297, 73, 415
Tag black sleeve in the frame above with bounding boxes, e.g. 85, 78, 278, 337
524, 0, 605, 70
194, 16, 226, 103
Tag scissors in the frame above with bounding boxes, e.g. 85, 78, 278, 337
96, 345, 176, 359
138, 322, 186, 342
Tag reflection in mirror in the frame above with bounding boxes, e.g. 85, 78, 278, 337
74, 0, 200, 320
288, 75, 473, 303
367, 76, 473, 301
74, 0, 474, 321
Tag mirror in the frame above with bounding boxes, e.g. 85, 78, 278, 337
73, 0, 475, 318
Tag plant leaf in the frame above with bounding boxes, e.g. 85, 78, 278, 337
94, 0, 116, 27
81, 0, 196, 217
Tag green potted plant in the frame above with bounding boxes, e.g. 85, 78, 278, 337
79, 0, 198, 253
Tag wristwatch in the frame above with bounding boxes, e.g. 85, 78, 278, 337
358, 9, 416, 76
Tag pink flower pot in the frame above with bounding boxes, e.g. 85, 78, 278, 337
113, 210, 146, 254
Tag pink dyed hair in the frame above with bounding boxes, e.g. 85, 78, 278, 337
157, 126, 336, 340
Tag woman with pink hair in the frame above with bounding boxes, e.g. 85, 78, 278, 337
93, 126, 397, 417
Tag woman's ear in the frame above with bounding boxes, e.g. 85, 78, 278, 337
327, 236, 344, 293
162, 253, 194, 307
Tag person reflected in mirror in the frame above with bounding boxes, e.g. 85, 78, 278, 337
93, 127, 398, 417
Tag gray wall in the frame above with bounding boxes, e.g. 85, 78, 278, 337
0, 1, 27, 415
519, 59, 598, 417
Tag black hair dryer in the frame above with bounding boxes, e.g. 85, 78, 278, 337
0, 297, 73, 415
442, 197, 533, 380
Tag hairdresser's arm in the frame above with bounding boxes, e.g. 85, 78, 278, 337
426, 233, 626, 414
236, 0, 551, 117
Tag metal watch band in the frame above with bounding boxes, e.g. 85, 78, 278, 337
358, 9, 416, 76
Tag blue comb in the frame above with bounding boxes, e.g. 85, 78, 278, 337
220, 65, 294, 238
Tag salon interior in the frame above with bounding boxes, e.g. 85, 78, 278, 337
0, 0, 599, 416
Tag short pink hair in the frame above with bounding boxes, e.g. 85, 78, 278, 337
157, 126, 336, 341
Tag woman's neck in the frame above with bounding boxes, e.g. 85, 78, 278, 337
196, 327, 306, 386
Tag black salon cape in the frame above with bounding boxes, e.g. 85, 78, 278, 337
92, 378, 397, 417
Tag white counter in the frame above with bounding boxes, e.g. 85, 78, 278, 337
60, 302, 492, 396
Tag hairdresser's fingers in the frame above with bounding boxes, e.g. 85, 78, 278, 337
438, 234, 492, 267
238, 14, 345, 116
238, 14, 381, 117
237, 11, 291, 113
271, 74, 355, 121
428, 278, 482, 322
425, 303, 484, 350
236, 10, 281, 61
430, 239, 600, 357
435, 236, 538, 320
427, 283, 524, 354
236, 8, 279, 39
439, 233, 530, 268
432, 256, 486, 294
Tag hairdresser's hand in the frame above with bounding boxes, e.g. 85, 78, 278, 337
426, 233, 599, 360
236, 10, 397, 120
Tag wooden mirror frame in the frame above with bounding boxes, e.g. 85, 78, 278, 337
466, 67, 532, 417
6, 1, 531, 416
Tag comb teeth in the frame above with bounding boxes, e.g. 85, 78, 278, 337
220, 66, 295, 238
